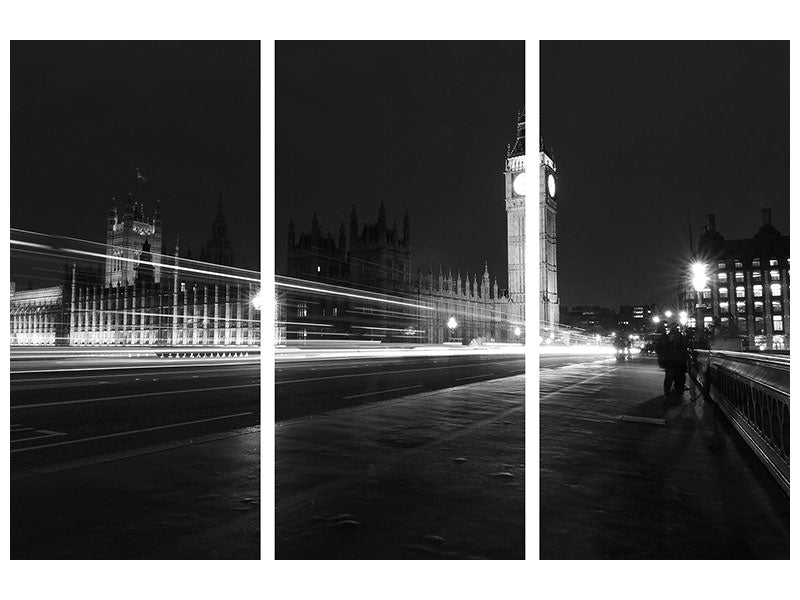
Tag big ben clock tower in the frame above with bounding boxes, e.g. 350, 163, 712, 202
505, 110, 526, 336
540, 137, 559, 337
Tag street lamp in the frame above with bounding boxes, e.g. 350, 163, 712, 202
251, 291, 263, 311
513, 326, 522, 338
665, 310, 673, 319
447, 316, 457, 342
691, 261, 707, 335
652, 315, 660, 324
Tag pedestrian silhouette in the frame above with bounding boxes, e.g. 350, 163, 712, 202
656, 324, 688, 396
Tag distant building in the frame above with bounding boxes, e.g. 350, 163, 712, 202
282, 204, 509, 345
685, 209, 789, 350
505, 110, 526, 330
105, 185, 162, 287
11, 190, 259, 347
278, 113, 526, 345
200, 191, 235, 267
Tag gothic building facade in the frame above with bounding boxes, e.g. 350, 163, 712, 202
539, 137, 559, 337
105, 192, 163, 287
278, 113, 524, 345
11, 185, 259, 347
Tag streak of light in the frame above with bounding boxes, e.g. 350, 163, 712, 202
11, 359, 260, 376
276, 277, 433, 311
10, 412, 254, 453
275, 343, 524, 362
11, 229, 260, 283
351, 326, 425, 333
538, 344, 616, 356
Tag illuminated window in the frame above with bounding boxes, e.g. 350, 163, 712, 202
755, 316, 765, 334
720, 316, 729, 326
717, 261, 727, 270
771, 301, 782, 313
297, 302, 308, 318
752, 258, 761, 268
770, 283, 781, 297
734, 260, 743, 268
754, 301, 763, 313
770, 270, 780, 281
717, 272, 728, 283
737, 317, 747, 331
773, 315, 784, 332
736, 301, 746, 312
735, 286, 745, 299
702, 290, 711, 300
719, 301, 729, 312
180, 282, 186, 292
332, 306, 338, 317
753, 284, 763, 298
719, 287, 728, 299
751, 271, 761, 281
734, 272, 744, 283
769, 258, 779, 267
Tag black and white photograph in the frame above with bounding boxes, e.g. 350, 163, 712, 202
9, 41, 261, 559
539, 40, 789, 559
275, 40, 525, 559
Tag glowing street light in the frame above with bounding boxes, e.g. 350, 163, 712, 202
691, 261, 708, 335
447, 316, 458, 330
251, 291, 263, 311
513, 326, 522, 337
679, 310, 688, 326
652, 315, 661, 324
691, 261, 708, 292
665, 310, 673, 319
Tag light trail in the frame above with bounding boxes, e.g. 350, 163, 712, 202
276, 277, 434, 311
276, 359, 523, 385
539, 344, 617, 356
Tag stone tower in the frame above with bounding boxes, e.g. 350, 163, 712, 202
540, 137, 558, 336
201, 189, 235, 266
105, 170, 162, 287
504, 110, 526, 333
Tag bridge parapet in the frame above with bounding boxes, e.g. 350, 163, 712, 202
691, 350, 789, 494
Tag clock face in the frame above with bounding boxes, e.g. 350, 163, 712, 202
547, 173, 556, 198
512, 172, 527, 196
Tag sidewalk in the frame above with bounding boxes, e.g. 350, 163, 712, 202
540, 358, 789, 559
276, 375, 525, 559
11, 428, 260, 559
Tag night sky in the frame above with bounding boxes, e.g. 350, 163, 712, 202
11, 41, 260, 277
541, 41, 789, 310
275, 41, 524, 287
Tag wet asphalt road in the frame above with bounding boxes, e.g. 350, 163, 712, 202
11, 357, 259, 470
10, 356, 260, 559
275, 352, 525, 421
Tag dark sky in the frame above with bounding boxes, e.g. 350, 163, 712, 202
11, 41, 260, 275
541, 41, 789, 310
275, 41, 524, 286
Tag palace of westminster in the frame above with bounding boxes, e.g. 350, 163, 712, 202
10, 188, 260, 347
277, 110, 560, 345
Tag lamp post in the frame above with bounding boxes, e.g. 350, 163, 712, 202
447, 316, 457, 343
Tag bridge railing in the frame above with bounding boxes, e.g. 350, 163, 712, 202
690, 349, 789, 494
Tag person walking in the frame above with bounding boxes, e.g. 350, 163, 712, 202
660, 325, 689, 395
